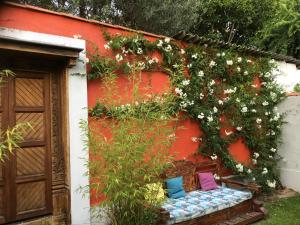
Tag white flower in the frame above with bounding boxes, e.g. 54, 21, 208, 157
216, 53, 221, 57
270, 148, 277, 153
252, 177, 256, 181
165, 45, 172, 52
210, 154, 218, 160
221, 52, 226, 56
198, 70, 204, 77
182, 79, 190, 86
225, 130, 233, 136
257, 125, 262, 129
214, 174, 220, 180
115, 54, 123, 62
269, 155, 273, 159
207, 116, 214, 122
199, 93, 204, 99
247, 169, 252, 174
236, 163, 244, 172
256, 118, 262, 124
187, 64, 192, 68
209, 80, 215, 86
73, 34, 82, 39
168, 133, 176, 139
164, 37, 171, 43
267, 180, 276, 188
198, 113, 205, 119
218, 100, 223, 105
180, 49, 185, 54
157, 40, 163, 47
251, 109, 257, 113
264, 72, 271, 78
175, 88, 183, 95
262, 168, 268, 175
137, 48, 143, 54
252, 159, 257, 165
213, 107, 218, 113
241, 106, 248, 113
244, 71, 248, 75
191, 137, 199, 142
180, 101, 187, 108
237, 57, 242, 62
224, 87, 237, 94
236, 126, 243, 131
192, 53, 198, 59
209, 60, 216, 67
253, 152, 260, 158
104, 43, 110, 49
226, 60, 233, 65
252, 84, 258, 88
269, 59, 275, 64
247, 59, 252, 63
262, 101, 269, 106
237, 66, 241, 72
236, 98, 240, 103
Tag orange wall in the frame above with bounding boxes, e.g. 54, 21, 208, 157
0, 3, 252, 205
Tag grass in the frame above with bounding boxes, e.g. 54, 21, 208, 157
256, 196, 300, 225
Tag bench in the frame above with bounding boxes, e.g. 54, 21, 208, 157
157, 160, 267, 225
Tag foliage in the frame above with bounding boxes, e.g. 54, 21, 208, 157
189, 0, 279, 44
0, 122, 32, 162
293, 82, 300, 92
254, 0, 300, 59
82, 63, 177, 224
0, 69, 32, 161
88, 32, 286, 192
257, 196, 300, 225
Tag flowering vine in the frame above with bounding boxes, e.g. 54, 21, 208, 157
88, 31, 286, 191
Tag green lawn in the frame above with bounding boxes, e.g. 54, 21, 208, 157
256, 196, 300, 225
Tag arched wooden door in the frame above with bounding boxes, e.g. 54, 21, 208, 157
0, 70, 52, 224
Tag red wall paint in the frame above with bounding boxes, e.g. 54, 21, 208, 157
0, 3, 252, 205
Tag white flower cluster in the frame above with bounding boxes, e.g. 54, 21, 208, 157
214, 174, 220, 180
241, 106, 248, 113
191, 137, 202, 142
115, 54, 123, 62
226, 60, 233, 65
209, 60, 216, 67
262, 168, 268, 175
267, 180, 276, 188
182, 79, 190, 86
198, 70, 204, 77
198, 113, 205, 119
236, 163, 244, 172
148, 57, 159, 65
210, 154, 218, 160
236, 126, 242, 131
224, 87, 237, 94
253, 152, 260, 158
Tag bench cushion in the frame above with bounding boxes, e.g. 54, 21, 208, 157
161, 186, 253, 224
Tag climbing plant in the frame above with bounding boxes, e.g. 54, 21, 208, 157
88, 32, 286, 192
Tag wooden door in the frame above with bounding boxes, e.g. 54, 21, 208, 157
0, 70, 52, 224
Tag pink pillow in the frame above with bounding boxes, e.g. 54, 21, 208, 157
198, 172, 218, 191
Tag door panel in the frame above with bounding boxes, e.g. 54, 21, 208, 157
0, 71, 52, 223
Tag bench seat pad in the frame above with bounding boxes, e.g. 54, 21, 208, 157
161, 186, 253, 224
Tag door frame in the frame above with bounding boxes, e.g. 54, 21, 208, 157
0, 27, 90, 225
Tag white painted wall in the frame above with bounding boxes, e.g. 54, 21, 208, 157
276, 61, 300, 92
275, 61, 300, 192
278, 96, 300, 192
68, 51, 90, 225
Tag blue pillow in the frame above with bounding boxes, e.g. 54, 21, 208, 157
165, 176, 186, 199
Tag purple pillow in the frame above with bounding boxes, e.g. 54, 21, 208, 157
198, 172, 218, 191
